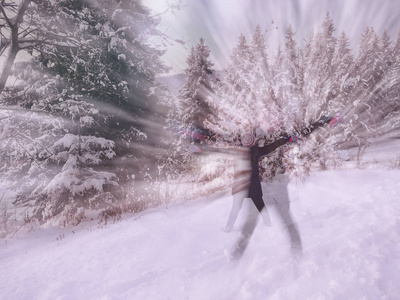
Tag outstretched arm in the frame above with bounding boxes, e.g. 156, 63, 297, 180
258, 116, 332, 156
258, 136, 290, 157
297, 116, 332, 138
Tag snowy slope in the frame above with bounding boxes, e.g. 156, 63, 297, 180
1, 168, 400, 300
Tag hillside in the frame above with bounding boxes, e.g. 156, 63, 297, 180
1, 163, 399, 299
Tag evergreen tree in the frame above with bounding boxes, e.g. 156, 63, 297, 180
224, 34, 253, 97
380, 30, 394, 75
380, 30, 400, 135
303, 13, 337, 123
1, 0, 169, 224
250, 24, 269, 81
249, 24, 281, 136
331, 31, 355, 111
372, 30, 395, 132
178, 38, 214, 130
208, 33, 265, 139
270, 45, 285, 109
271, 25, 302, 134
347, 27, 382, 141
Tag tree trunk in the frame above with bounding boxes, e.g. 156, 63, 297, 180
0, 39, 19, 94
0, 0, 32, 95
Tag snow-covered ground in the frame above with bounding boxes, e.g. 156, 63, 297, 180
1, 165, 400, 299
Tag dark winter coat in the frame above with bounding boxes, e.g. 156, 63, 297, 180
246, 119, 330, 199
248, 137, 289, 199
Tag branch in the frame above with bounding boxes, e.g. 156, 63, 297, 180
0, 115, 10, 121
152, 0, 185, 17
13, 137, 40, 163
0, 4, 13, 28
0, 38, 10, 55
0, 106, 58, 118
19, 22, 39, 37
15, 0, 31, 26
19, 36, 80, 49
0, 0, 17, 9
16, 132, 54, 156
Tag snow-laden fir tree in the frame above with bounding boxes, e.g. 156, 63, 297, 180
383, 31, 400, 135
249, 25, 283, 138
207, 28, 283, 142
269, 25, 303, 135
172, 38, 225, 185
330, 31, 356, 112
178, 37, 214, 130
204, 28, 289, 180
205, 34, 255, 141
296, 14, 338, 170
336, 27, 382, 155
361, 31, 393, 136
1, 0, 169, 224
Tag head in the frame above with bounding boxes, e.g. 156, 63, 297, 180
241, 132, 255, 147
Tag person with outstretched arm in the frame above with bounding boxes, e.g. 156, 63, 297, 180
224, 116, 332, 232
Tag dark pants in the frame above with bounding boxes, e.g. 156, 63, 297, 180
251, 196, 265, 212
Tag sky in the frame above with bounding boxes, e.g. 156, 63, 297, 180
144, 0, 400, 75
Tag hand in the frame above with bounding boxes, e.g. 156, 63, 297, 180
329, 114, 341, 127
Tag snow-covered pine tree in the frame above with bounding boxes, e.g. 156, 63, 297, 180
203, 29, 285, 180
249, 25, 282, 138
324, 31, 357, 157
368, 30, 395, 135
297, 15, 339, 170
269, 25, 303, 135
270, 45, 285, 110
159, 41, 231, 199
270, 17, 341, 176
346, 27, 381, 143
225, 34, 252, 97
380, 31, 394, 76
248, 25, 293, 179
380, 30, 400, 136
283, 25, 302, 94
302, 13, 337, 123
250, 25, 270, 82
174, 38, 219, 182
207, 30, 282, 141
1, 0, 170, 224
265, 25, 305, 179
178, 38, 214, 130
206, 34, 255, 140
330, 31, 356, 112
